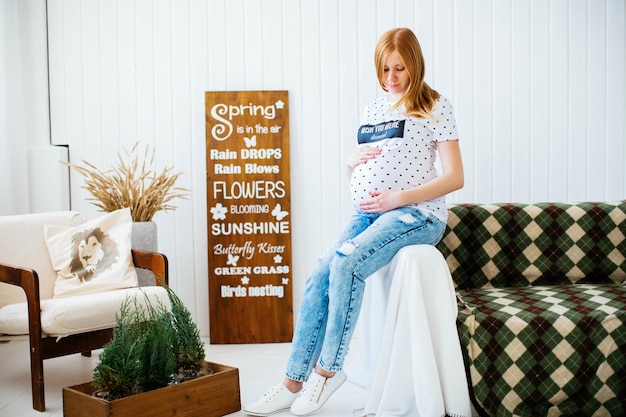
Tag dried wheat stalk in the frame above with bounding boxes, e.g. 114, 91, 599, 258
63, 142, 190, 222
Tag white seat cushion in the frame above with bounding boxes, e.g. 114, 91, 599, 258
0, 286, 169, 337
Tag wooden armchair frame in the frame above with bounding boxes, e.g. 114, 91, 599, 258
0, 249, 169, 412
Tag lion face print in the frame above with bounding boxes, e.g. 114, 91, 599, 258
78, 235, 104, 271
69, 227, 119, 282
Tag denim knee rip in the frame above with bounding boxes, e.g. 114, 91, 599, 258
337, 240, 358, 256
398, 212, 419, 224
336, 213, 421, 256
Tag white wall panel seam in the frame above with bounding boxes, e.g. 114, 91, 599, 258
186, 0, 199, 325
602, 0, 609, 198
547, 1, 553, 201
490, 0, 496, 202
472, 0, 478, 200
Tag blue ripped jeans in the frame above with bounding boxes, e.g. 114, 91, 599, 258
285, 206, 446, 382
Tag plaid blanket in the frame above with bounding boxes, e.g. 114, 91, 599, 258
437, 201, 626, 417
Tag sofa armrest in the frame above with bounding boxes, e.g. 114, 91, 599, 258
131, 249, 169, 286
0, 262, 46, 372
0, 263, 43, 327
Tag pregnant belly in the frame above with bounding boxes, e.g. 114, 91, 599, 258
349, 164, 393, 209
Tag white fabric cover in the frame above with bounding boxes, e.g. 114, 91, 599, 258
0, 286, 169, 337
347, 245, 472, 417
0, 211, 85, 308
44, 208, 138, 298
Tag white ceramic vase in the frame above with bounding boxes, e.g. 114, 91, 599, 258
131, 221, 158, 285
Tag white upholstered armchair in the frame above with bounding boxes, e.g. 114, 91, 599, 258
0, 210, 170, 411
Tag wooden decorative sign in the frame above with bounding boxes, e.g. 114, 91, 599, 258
205, 91, 293, 344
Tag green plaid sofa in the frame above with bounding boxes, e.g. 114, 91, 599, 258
436, 201, 626, 417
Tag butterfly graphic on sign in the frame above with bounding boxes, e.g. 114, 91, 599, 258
226, 252, 239, 266
271, 203, 289, 221
243, 135, 257, 148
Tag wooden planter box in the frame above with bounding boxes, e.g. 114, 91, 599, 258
63, 361, 240, 417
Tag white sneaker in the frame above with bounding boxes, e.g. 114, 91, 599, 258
290, 370, 347, 416
243, 384, 300, 416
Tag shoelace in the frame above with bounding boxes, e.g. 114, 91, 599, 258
263, 384, 285, 403
300, 375, 327, 403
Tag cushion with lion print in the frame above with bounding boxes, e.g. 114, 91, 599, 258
45, 208, 138, 298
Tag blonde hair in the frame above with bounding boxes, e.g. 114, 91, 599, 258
374, 28, 440, 118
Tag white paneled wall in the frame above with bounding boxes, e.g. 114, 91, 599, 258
45, 0, 626, 337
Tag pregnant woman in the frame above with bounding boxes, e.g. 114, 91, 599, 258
244, 27, 464, 416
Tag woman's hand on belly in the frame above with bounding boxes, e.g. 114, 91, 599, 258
359, 189, 405, 213
346, 145, 382, 178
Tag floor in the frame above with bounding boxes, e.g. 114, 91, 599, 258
0, 336, 369, 417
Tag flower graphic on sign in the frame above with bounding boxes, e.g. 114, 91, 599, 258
241, 276, 250, 285
271, 203, 289, 221
275, 100, 284, 109
210, 203, 228, 220
243, 135, 257, 148
273, 255, 283, 264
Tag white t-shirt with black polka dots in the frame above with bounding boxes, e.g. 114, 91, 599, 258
350, 95, 458, 222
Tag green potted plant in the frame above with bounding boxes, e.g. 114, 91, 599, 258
165, 285, 206, 381
91, 295, 176, 400
63, 285, 241, 417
